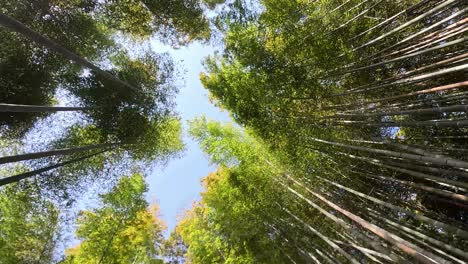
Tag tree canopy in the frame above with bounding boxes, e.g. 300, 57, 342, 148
1, 0, 467, 263
62, 174, 166, 264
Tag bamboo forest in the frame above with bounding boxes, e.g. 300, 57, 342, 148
0, 0, 467, 263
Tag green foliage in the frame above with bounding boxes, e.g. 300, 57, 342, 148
2, 0, 467, 262
0, 182, 59, 264
177, 118, 297, 263
188, 0, 468, 262
0, 0, 187, 203
62, 174, 166, 264
99, 0, 214, 46
162, 229, 188, 264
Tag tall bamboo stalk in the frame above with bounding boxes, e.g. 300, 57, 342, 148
0, 13, 142, 94
353, 0, 460, 51
0, 149, 108, 186
0, 143, 120, 164
0, 103, 92, 113
282, 208, 361, 264
317, 176, 468, 239
309, 137, 468, 169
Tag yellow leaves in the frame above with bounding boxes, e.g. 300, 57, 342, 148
64, 243, 82, 258
201, 169, 225, 189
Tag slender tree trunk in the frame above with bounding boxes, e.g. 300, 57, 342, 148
374, 17, 468, 61
332, 0, 381, 33
323, 67, 468, 107
333, 240, 388, 263
368, 208, 467, 263
327, 104, 468, 118
336, 31, 466, 75
331, 51, 467, 96
396, 25, 468, 59
353, 0, 459, 51
329, 119, 468, 128
371, 8, 468, 58
279, 177, 401, 262
382, 159, 468, 180
317, 176, 468, 239
400, 230, 465, 264
0, 149, 108, 186
0, 13, 140, 94
367, 209, 468, 261
0, 143, 120, 165
308, 188, 445, 263
356, 171, 468, 203
309, 137, 468, 169
0, 103, 92, 113
305, 251, 321, 264
341, 92, 468, 115
403, 52, 468, 76
340, 63, 468, 97
384, 141, 454, 160
337, 151, 468, 191
326, 51, 468, 100
313, 247, 336, 264
349, 0, 432, 41
282, 208, 361, 264
330, 0, 352, 14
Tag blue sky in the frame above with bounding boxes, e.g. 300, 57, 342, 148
146, 41, 232, 232
52, 41, 230, 254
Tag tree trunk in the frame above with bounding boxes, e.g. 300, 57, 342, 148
317, 176, 468, 239
332, 0, 381, 33
349, 0, 432, 42
371, 8, 468, 59
0, 103, 92, 113
309, 137, 468, 170
357, 171, 468, 203
0, 13, 140, 94
282, 208, 361, 264
329, 119, 468, 128
337, 152, 468, 191
327, 104, 468, 118
313, 190, 445, 263
338, 37, 466, 75
339, 63, 468, 97
353, 0, 459, 51
0, 143, 120, 165
327, 52, 468, 99
324, 77, 468, 111
367, 209, 468, 261
374, 18, 468, 62
0, 149, 108, 186
330, 0, 352, 14
280, 177, 401, 262
382, 159, 468, 180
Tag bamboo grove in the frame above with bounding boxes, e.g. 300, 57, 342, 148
0, 0, 214, 263
0, 0, 467, 263
183, 0, 468, 263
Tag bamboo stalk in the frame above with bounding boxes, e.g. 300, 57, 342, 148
0, 103, 92, 112
0, 13, 142, 94
0, 143, 120, 164
318, 176, 468, 239
0, 150, 108, 186
353, 0, 460, 51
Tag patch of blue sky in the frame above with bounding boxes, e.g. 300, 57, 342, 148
147, 39, 232, 233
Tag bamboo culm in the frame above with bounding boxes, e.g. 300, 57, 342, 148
0, 143, 120, 165
0, 13, 142, 94
0, 103, 92, 113
0, 149, 109, 186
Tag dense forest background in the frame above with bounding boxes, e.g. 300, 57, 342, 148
0, 0, 467, 263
